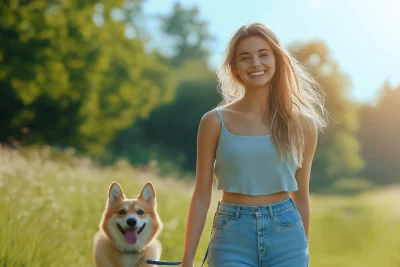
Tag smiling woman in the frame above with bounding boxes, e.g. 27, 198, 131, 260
181, 22, 329, 267
233, 36, 276, 91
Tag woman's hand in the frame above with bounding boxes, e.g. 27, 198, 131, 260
181, 261, 194, 267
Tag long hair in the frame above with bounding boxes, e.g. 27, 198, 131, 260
216, 23, 329, 167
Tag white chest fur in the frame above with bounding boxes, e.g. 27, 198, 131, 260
122, 254, 140, 267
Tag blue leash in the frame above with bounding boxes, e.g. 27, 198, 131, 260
147, 205, 214, 265
144, 259, 183, 265
138, 242, 209, 266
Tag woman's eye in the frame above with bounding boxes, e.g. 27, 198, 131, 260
137, 210, 144, 215
260, 54, 268, 57
241, 57, 250, 61
118, 209, 126, 215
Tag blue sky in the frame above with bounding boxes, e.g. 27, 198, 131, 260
143, 0, 400, 104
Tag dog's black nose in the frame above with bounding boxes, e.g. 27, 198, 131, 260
127, 218, 137, 227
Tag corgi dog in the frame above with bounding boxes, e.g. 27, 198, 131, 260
93, 181, 163, 267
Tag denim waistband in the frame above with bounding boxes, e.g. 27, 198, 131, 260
216, 197, 296, 217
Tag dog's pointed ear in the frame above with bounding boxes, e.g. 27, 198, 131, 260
108, 182, 124, 205
139, 182, 156, 207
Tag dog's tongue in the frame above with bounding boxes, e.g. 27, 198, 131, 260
124, 229, 137, 244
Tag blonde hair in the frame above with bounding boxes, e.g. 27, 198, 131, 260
216, 23, 329, 167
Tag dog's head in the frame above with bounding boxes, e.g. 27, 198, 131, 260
100, 181, 163, 252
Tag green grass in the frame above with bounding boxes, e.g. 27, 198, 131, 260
0, 145, 399, 267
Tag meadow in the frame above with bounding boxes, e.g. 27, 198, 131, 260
0, 146, 399, 267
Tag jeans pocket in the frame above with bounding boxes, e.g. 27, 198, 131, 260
212, 213, 235, 230
273, 206, 302, 227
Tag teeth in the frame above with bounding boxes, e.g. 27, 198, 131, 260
249, 71, 266, 76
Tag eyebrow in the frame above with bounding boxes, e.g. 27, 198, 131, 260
238, 48, 270, 57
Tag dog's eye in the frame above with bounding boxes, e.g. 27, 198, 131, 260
118, 209, 126, 215
137, 210, 144, 215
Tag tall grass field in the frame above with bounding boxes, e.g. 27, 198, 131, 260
0, 146, 399, 267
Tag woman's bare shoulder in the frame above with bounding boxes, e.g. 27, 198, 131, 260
200, 108, 221, 126
197, 108, 224, 140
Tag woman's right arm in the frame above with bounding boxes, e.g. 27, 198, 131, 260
181, 110, 221, 267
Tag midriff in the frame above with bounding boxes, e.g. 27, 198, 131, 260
221, 191, 290, 206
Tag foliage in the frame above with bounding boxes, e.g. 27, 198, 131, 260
108, 60, 221, 173
290, 41, 364, 187
0, 0, 173, 155
159, 2, 213, 67
358, 83, 400, 184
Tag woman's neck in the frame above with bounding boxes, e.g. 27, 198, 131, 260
240, 84, 271, 114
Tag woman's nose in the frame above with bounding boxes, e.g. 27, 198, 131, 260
252, 56, 261, 67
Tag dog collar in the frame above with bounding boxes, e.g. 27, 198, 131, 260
118, 249, 184, 266
120, 248, 141, 255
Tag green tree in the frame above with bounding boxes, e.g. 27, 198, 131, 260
0, 0, 173, 156
358, 83, 400, 184
108, 3, 216, 172
159, 2, 213, 67
108, 61, 221, 173
290, 41, 364, 188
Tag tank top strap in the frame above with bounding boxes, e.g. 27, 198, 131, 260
215, 108, 225, 126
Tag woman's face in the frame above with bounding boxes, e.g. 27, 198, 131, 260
233, 35, 276, 90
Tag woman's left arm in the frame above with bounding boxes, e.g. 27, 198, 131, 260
290, 117, 318, 240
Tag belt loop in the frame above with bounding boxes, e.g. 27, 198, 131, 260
235, 205, 241, 220
268, 205, 274, 218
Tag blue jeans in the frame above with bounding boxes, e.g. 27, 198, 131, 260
207, 197, 309, 267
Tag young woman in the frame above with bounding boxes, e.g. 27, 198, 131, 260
181, 23, 328, 267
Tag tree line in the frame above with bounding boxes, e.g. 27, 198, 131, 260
0, 0, 398, 189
